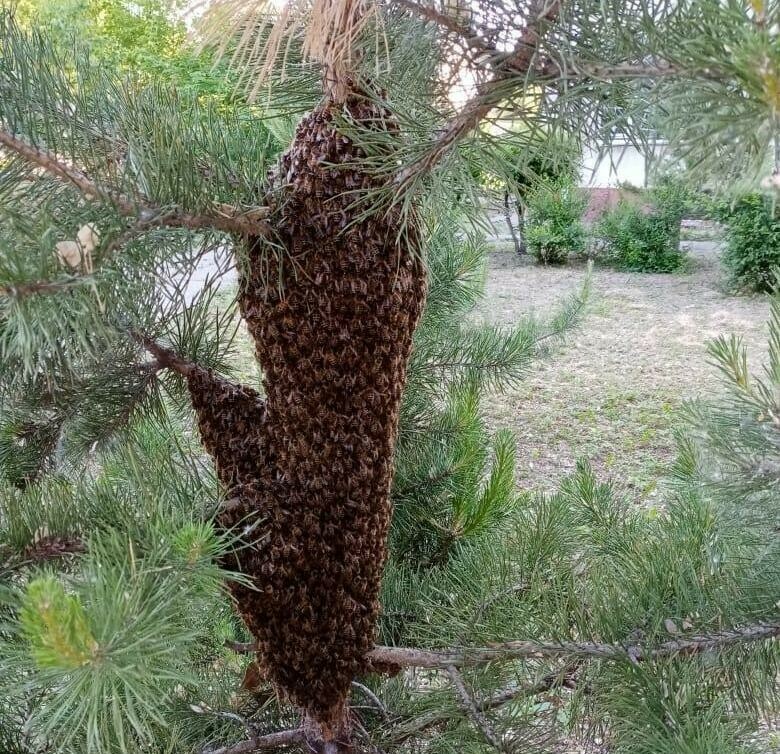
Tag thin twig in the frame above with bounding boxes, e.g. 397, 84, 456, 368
447, 665, 508, 752
394, 0, 494, 56
0, 130, 271, 236
131, 332, 202, 378
190, 703, 258, 739
351, 681, 389, 720
477, 662, 582, 711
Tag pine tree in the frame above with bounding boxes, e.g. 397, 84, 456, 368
1, 1, 780, 753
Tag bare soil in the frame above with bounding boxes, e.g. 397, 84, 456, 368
476, 239, 771, 503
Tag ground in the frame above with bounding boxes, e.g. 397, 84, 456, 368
476, 235, 770, 503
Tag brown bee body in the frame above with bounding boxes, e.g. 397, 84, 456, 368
186, 87, 426, 733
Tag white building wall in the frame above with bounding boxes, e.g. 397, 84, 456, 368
580, 144, 649, 189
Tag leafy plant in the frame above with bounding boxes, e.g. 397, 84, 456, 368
16, 0, 240, 105
596, 185, 687, 273
526, 179, 587, 265
718, 193, 780, 293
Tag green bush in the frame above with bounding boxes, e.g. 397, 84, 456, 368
718, 193, 780, 293
526, 180, 586, 265
596, 185, 686, 272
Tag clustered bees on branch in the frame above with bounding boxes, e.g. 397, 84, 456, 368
186, 85, 427, 730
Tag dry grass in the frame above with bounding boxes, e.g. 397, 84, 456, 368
476, 238, 771, 503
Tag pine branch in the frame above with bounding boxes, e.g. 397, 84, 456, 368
351, 682, 389, 720
385, 663, 580, 746
133, 333, 203, 378
0, 279, 87, 297
203, 728, 304, 754
226, 623, 780, 668
7, 536, 86, 567
394, 0, 495, 57
477, 663, 581, 711
368, 621, 780, 669
394, 0, 560, 188
0, 130, 272, 236
446, 665, 508, 752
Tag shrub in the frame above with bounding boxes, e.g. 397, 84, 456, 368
596, 186, 686, 272
526, 179, 586, 264
718, 193, 780, 293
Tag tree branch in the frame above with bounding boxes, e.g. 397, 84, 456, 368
368, 621, 780, 669
131, 332, 203, 378
477, 661, 582, 711
203, 728, 304, 754
393, 0, 497, 60
446, 665, 507, 752
0, 130, 271, 236
351, 681, 389, 720
226, 623, 780, 669
394, 0, 561, 188
0, 278, 88, 297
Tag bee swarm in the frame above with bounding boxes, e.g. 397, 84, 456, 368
186, 86, 427, 730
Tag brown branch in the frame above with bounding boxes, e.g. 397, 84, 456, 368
18, 535, 85, 564
383, 663, 579, 746
477, 662, 582, 711
204, 728, 305, 754
0, 278, 88, 297
220, 624, 778, 748
394, 0, 497, 59
447, 665, 508, 752
351, 682, 389, 720
392, 3, 688, 189
0, 130, 271, 236
368, 621, 780, 669
132, 333, 202, 378
225, 623, 780, 668
394, 0, 560, 188
537, 61, 684, 82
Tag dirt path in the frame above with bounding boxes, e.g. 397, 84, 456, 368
476, 239, 771, 501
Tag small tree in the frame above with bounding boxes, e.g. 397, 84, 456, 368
525, 177, 586, 264
718, 193, 780, 292
492, 135, 581, 256
596, 180, 688, 272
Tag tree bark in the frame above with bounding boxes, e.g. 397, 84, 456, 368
503, 189, 523, 255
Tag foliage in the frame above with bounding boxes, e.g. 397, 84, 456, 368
0, 419, 247, 754
392, 215, 589, 565
596, 182, 687, 272
674, 288, 780, 524
479, 133, 581, 196
15, 0, 242, 105
525, 179, 587, 265
717, 193, 780, 293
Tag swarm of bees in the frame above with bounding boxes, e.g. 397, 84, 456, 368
186, 84, 427, 730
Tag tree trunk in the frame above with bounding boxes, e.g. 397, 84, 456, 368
516, 197, 527, 256
503, 189, 522, 255
185, 87, 426, 744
